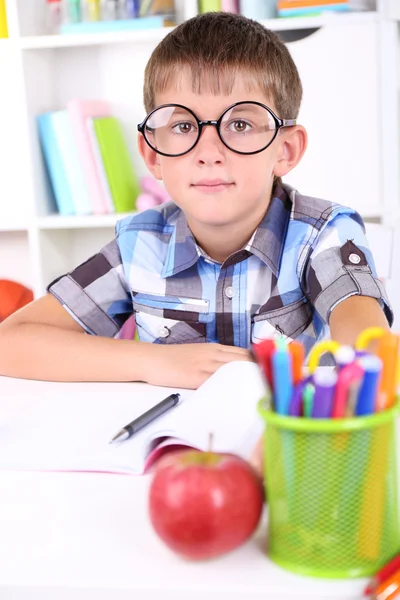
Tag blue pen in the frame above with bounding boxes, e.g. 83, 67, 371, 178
271, 337, 293, 416
355, 355, 382, 416
312, 369, 337, 418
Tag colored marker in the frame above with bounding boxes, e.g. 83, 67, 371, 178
312, 368, 337, 418
271, 337, 293, 416
372, 567, 400, 600
288, 340, 304, 385
364, 553, 400, 596
355, 355, 382, 416
334, 345, 355, 371
376, 332, 399, 411
308, 340, 340, 374
303, 382, 315, 418
289, 376, 312, 417
355, 326, 387, 351
251, 339, 275, 389
331, 362, 364, 418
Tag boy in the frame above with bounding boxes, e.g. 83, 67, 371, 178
0, 12, 391, 388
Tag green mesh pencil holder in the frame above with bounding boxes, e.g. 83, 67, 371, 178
258, 398, 400, 579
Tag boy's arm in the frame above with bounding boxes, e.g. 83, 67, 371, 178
0, 294, 249, 387
329, 295, 390, 346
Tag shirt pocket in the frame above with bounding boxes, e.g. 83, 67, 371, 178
251, 297, 313, 343
132, 291, 208, 344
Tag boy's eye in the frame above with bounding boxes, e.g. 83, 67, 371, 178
171, 121, 197, 134
227, 119, 252, 133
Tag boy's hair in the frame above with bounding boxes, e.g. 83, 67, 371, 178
143, 12, 302, 120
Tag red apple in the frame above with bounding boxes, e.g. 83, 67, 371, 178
148, 449, 264, 560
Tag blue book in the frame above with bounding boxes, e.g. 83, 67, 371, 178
60, 16, 172, 35
51, 111, 92, 215
278, 4, 350, 16
37, 112, 75, 216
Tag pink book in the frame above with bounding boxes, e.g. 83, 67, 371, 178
67, 99, 112, 214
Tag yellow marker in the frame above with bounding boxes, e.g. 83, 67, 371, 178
355, 326, 387, 351
307, 340, 340, 374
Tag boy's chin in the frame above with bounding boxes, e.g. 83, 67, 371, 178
189, 208, 240, 227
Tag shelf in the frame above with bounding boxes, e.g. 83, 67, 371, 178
18, 11, 379, 50
260, 10, 378, 31
19, 26, 173, 50
37, 213, 136, 230
0, 220, 29, 233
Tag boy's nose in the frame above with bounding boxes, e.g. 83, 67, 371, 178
194, 125, 226, 165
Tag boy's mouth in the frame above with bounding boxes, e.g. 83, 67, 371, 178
191, 179, 235, 193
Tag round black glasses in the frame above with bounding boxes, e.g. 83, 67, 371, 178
137, 101, 297, 157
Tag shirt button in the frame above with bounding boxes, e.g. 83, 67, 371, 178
158, 326, 170, 338
225, 286, 235, 299
349, 253, 361, 265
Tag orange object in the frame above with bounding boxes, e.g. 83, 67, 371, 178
288, 340, 304, 386
0, 279, 33, 322
376, 333, 399, 410
374, 567, 400, 599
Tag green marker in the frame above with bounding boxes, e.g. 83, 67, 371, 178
303, 382, 315, 418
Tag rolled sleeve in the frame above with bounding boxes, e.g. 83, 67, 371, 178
306, 212, 393, 327
47, 238, 133, 337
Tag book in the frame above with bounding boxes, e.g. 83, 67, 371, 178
37, 112, 76, 216
92, 116, 140, 213
50, 110, 92, 216
0, 0, 7, 38
0, 361, 265, 475
67, 99, 112, 215
60, 16, 174, 35
86, 117, 115, 214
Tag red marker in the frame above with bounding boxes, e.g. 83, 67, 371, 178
251, 339, 275, 390
364, 554, 400, 596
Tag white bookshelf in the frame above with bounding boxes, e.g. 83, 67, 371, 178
0, 0, 399, 302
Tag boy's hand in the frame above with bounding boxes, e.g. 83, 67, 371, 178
140, 343, 252, 389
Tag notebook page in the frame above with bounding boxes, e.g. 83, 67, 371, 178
144, 361, 266, 458
0, 381, 191, 475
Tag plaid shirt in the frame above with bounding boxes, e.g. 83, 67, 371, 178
48, 183, 392, 357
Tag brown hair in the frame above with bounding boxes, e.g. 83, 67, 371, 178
143, 12, 302, 119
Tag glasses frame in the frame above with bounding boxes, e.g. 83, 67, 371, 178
137, 101, 297, 157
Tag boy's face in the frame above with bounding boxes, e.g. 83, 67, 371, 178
138, 71, 305, 236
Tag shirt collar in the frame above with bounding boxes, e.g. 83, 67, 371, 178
246, 183, 292, 277
161, 183, 291, 278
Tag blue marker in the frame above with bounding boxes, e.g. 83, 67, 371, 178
271, 337, 293, 416
355, 355, 382, 416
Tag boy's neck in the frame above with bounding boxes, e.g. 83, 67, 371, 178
187, 209, 267, 264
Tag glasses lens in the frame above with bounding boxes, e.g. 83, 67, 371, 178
144, 105, 199, 156
219, 103, 277, 153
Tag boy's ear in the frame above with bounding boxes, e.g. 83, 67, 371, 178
137, 133, 162, 180
273, 125, 308, 178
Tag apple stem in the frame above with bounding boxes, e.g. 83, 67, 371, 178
208, 432, 214, 453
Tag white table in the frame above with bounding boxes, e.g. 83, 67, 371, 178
0, 376, 368, 599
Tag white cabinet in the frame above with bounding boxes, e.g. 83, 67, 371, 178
0, 0, 399, 301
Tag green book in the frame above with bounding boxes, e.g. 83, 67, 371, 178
93, 117, 140, 213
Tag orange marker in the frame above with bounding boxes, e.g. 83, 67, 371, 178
288, 340, 304, 386
373, 567, 400, 599
376, 332, 399, 411
365, 554, 400, 596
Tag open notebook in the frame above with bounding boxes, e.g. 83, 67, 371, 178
0, 362, 265, 475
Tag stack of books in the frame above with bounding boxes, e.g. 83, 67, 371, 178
277, 0, 374, 17
37, 100, 140, 216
